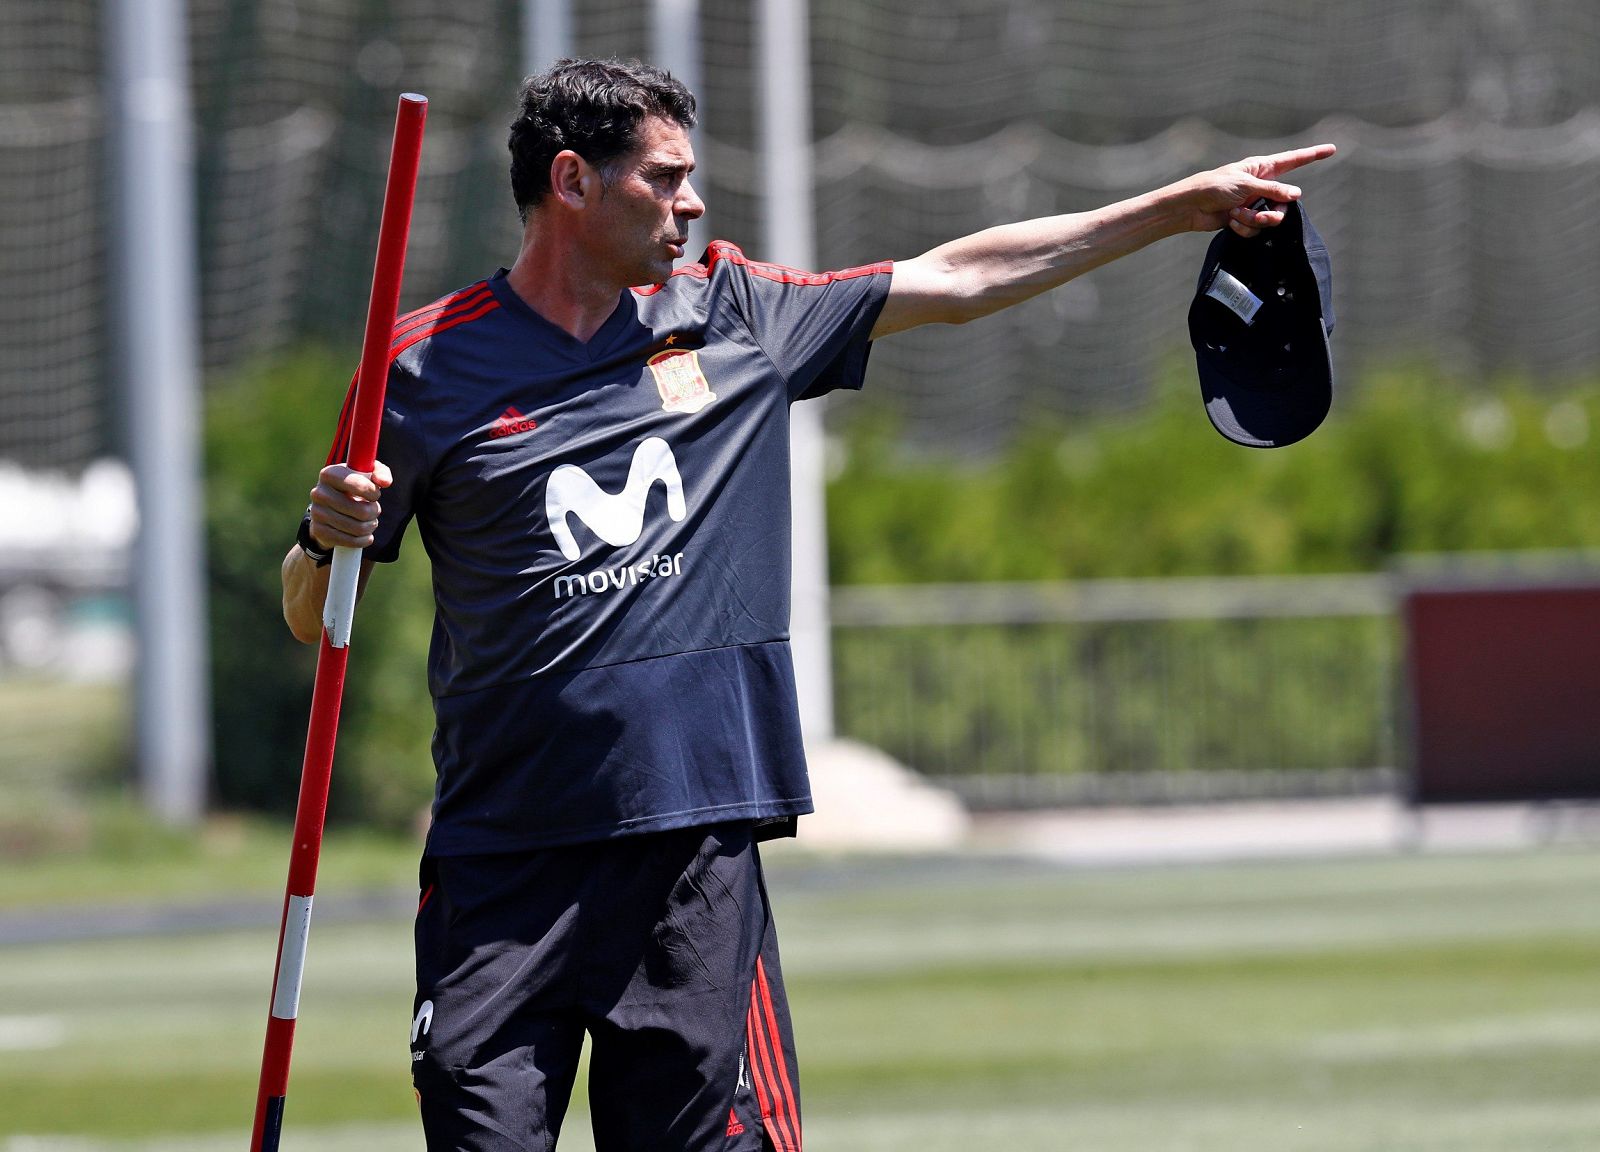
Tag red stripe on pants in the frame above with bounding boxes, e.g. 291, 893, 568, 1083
746, 959, 801, 1150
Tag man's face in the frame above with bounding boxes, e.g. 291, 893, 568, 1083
591, 115, 705, 287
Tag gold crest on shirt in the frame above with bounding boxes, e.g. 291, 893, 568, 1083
648, 348, 717, 414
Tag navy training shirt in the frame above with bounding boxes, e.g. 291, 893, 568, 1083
328, 241, 893, 853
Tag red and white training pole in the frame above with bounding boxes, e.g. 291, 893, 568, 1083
250, 92, 427, 1152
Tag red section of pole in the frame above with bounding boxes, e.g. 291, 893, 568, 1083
349, 94, 428, 474
250, 93, 427, 1152
249, 642, 348, 1148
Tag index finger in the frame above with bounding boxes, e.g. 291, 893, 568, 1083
1257, 143, 1337, 177
320, 463, 382, 498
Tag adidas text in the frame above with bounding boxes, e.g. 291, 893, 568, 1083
490, 407, 538, 438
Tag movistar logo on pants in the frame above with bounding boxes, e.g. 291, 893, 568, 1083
547, 438, 691, 600
411, 999, 433, 1062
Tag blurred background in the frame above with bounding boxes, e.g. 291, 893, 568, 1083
4, 1, 1600, 1149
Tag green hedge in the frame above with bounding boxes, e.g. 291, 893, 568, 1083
204, 354, 1600, 818
832, 615, 1397, 789
827, 367, 1600, 583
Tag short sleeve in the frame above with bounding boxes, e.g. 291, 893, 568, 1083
707, 243, 892, 402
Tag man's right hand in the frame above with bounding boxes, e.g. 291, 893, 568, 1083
284, 460, 391, 643
306, 460, 393, 552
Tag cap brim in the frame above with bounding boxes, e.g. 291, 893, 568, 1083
1195, 324, 1333, 449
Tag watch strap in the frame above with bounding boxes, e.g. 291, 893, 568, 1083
296, 508, 334, 567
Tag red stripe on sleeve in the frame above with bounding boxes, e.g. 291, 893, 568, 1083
712, 239, 890, 284
389, 299, 501, 362
325, 287, 497, 467
648, 241, 890, 292
391, 284, 494, 345
325, 369, 360, 467
396, 281, 492, 323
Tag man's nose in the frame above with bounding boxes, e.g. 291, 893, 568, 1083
677, 179, 705, 220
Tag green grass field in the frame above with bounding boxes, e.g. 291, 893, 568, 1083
4, 846, 1600, 1151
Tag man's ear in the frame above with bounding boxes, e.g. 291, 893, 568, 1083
549, 149, 595, 209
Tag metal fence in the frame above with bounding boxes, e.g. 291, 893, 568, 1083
831, 574, 1401, 808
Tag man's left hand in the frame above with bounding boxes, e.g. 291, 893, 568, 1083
1177, 144, 1338, 237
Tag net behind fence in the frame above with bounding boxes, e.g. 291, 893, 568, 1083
0, 1, 103, 469
6, 0, 1600, 468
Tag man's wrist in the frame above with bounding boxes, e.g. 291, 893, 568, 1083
296, 508, 334, 567
1141, 183, 1194, 239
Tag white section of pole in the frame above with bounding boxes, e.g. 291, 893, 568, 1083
322, 547, 361, 649
105, 0, 210, 824
523, 0, 574, 76
651, 0, 709, 259
757, 0, 832, 741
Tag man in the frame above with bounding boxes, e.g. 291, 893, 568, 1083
283, 57, 1332, 1152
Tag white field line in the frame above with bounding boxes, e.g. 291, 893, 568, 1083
0, 1015, 64, 1051
1309, 1012, 1600, 1061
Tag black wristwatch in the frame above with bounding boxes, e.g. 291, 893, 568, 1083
296, 508, 334, 567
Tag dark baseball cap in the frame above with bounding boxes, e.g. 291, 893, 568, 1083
1187, 199, 1334, 448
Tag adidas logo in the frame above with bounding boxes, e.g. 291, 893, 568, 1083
725, 1109, 746, 1137
490, 406, 538, 438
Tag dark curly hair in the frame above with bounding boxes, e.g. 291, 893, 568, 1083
509, 58, 697, 222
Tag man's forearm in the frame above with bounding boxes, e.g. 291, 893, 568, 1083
874, 187, 1186, 337
282, 545, 332, 644
932, 188, 1180, 321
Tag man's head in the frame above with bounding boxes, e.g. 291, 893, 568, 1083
509, 58, 698, 222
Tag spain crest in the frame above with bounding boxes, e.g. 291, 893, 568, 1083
648, 348, 717, 414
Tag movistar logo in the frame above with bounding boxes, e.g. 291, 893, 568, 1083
546, 437, 686, 561
411, 1000, 433, 1044
411, 999, 434, 1061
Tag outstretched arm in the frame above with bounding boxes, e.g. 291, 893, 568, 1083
871, 144, 1336, 340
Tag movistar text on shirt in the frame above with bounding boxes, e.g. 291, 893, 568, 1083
554, 552, 686, 598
